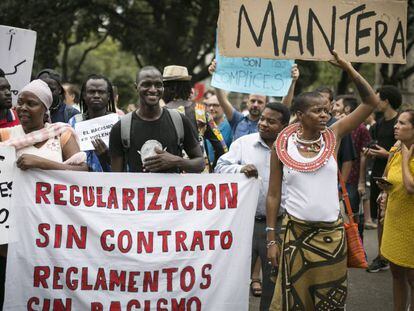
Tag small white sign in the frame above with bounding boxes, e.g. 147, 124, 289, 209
74, 113, 119, 151
0, 146, 16, 245
0, 25, 37, 104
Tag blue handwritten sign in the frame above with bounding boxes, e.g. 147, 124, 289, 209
212, 47, 294, 97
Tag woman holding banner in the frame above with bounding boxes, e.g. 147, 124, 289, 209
0, 79, 87, 309
0, 79, 87, 171
265, 52, 380, 310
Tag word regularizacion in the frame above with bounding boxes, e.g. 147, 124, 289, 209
35, 182, 239, 212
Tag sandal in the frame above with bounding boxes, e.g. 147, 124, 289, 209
250, 279, 262, 297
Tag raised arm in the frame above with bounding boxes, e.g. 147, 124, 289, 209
281, 64, 299, 108
330, 51, 379, 139
208, 60, 234, 121
266, 147, 283, 267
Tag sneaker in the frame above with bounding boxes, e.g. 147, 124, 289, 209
366, 257, 389, 273
364, 221, 378, 230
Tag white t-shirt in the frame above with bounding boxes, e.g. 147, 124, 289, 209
282, 135, 340, 222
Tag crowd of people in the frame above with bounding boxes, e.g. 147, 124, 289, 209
0, 49, 413, 310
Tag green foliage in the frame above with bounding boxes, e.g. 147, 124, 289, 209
0, 0, 107, 75
105, 0, 219, 81
0, 0, 409, 101
57, 38, 137, 108
307, 62, 375, 94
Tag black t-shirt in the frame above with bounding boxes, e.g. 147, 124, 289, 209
109, 109, 199, 172
370, 116, 398, 177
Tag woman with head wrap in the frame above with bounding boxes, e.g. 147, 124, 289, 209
0, 79, 87, 171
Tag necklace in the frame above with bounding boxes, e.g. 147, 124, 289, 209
275, 123, 336, 172
295, 133, 322, 145
292, 133, 322, 153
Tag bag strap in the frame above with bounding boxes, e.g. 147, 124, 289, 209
120, 112, 133, 151
166, 108, 184, 149
334, 154, 355, 224
337, 170, 356, 225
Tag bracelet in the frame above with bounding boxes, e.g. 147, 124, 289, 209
265, 227, 276, 232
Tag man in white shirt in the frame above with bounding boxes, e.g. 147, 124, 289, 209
215, 102, 290, 311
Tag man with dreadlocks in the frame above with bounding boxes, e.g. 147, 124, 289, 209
69, 74, 117, 172
163, 65, 227, 172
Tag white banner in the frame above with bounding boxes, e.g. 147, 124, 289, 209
74, 114, 119, 151
0, 146, 16, 245
0, 25, 37, 104
4, 170, 259, 310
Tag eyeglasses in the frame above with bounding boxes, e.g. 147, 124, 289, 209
205, 103, 220, 108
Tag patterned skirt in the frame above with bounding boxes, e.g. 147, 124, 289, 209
270, 214, 348, 311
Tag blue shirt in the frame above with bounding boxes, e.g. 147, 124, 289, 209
229, 108, 258, 141
51, 101, 79, 123
206, 119, 233, 163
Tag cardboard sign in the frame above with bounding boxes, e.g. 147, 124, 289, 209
218, 0, 407, 64
0, 25, 37, 104
74, 113, 119, 151
212, 45, 294, 96
4, 170, 259, 310
0, 146, 16, 245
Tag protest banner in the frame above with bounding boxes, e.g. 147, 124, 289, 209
212, 45, 294, 96
217, 0, 407, 64
74, 114, 119, 151
0, 146, 16, 245
0, 25, 37, 103
4, 170, 259, 310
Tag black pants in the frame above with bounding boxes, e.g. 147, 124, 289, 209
370, 176, 381, 220
251, 217, 282, 311
347, 183, 364, 241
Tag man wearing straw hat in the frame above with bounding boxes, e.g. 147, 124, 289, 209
163, 65, 227, 172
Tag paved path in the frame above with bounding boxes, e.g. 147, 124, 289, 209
249, 228, 393, 310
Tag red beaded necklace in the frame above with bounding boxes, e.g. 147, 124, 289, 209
275, 123, 336, 172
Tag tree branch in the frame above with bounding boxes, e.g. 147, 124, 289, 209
134, 54, 144, 68
396, 65, 414, 81
70, 32, 109, 82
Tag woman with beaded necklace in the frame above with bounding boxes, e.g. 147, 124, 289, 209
266, 51, 380, 311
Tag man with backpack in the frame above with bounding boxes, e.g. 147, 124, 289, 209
109, 66, 204, 173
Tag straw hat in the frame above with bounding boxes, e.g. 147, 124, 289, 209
162, 65, 192, 81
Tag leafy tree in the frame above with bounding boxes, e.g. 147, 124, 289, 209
0, 0, 108, 81
97, 0, 219, 82
58, 37, 137, 108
